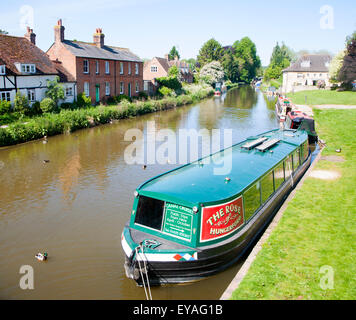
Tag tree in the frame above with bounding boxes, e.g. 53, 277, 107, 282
329, 49, 347, 82
197, 39, 223, 68
168, 65, 179, 78
45, 76, 65, 107
233, 37, 261, 83
220, 48, 239, 83
168, 46, 180, 61
264, 42, 293, 81
338, 31, 356, 87
14, 91, 30, 116
0, 29, 8, 35
199, 61, 225, 85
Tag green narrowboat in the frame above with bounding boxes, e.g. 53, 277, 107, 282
122, 129, 311, 286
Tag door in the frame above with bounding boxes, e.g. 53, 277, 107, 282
95, 85, 100, 103
128, 83, 131, 98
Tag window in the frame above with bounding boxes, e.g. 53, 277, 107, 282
135, 63, 139, 75
134, 196, 165, 230
120, 62, 124, 74
128, 83, 132, 97
274, 162, 285, 190
284, 155, 293, 179
292, 149, 300, 171
261, 171, 274, 203
297, 73, 303, 78
135, 81, 139, 93
0, 65, 6, 75
105, 82, 110, 96
151, 65, 158, 72
65, 87, 73, 96
84, 82, 90, 97
96, 61, 100, 74
20, 64, 36, 74
83, 60, 89, 74
302, 141, 309, 162
0, 92, 10, 101
243, 182, 261, 221
120, 82, 124, 94
128, 63, 131, 75
27, 89, 35, 102
144, 81, 148, 91
105, 61, 110, 74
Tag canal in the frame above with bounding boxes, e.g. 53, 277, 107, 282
0, 86, 279, 299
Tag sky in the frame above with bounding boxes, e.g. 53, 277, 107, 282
0, 0, 355, 66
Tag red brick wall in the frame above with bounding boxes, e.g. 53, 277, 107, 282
76, 57, 143, 103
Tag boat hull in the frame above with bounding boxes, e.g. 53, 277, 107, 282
123, 152, 312, 286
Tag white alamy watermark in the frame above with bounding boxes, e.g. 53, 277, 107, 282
320, 5, 334, 30
19, 5, 34, 31
124, 121, 233, 175
319, 265, 334, 290
19, 265, 34, 290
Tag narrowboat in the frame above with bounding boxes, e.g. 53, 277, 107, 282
285, 111, 318, 143
122, 129, 311, 286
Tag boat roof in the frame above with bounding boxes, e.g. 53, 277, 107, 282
137, 129, 308, 207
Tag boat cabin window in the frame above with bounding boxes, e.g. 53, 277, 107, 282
293, 149, 300, 171
261, 171, 274, 203
243, 182, 261, 221
134, 196, 165, 230
284, 155, 293, 179
274, 162, 285, 190
302, 141, 309, 162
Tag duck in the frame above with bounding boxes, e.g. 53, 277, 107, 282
43, 160, 50, 164
35, 252, 48, 261
142, 165, 147, 170
335, 148, 342, 153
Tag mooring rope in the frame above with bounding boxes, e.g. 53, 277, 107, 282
135, 245, 152, 300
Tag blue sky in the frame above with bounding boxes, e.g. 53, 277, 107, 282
1, 0, 355, 65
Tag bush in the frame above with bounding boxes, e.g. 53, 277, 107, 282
28, 101, 42, 116
60, 102, 75, 110
76, 93, 92, 108
40, 98, 57, 113
115, 94, 132, 103
138, 91, 148, 100
156, 76, 182, 91
0, 100, 11, 115
158, 86, 175, 97
14, 91, 30, 115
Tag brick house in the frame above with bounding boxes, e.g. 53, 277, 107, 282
282, 54, 332, 93
143, 55, 194, 94
47, 20, 143, 103
0, 27, 75, 106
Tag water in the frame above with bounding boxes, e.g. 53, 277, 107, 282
0, 87, 279, 299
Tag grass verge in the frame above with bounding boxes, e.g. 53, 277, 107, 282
287, 90, 356, 105
230, 108, 356, 300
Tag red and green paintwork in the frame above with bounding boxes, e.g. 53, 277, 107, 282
127, 129, 309, 250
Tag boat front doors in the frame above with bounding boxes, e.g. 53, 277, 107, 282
95, 84, 100, 103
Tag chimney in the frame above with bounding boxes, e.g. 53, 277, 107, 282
93, 28, 105, 48
164, 54, 169, 61
54, 19, 65, 43
25, 27, 36, 45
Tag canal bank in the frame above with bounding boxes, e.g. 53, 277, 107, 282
226, 107, 356, 300
0, 87, 279, 299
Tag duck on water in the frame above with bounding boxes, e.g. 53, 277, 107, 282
121, 128, 311, 286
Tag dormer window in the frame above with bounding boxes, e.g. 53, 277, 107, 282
17, 63, 36, 74
0, 65, 5, 75
301, 60, 311, 68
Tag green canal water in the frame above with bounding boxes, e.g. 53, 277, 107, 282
0, 87, 279, 299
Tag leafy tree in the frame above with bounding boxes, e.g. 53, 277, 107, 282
338, 31, 356, 87
264, 42, 293, 81
197, 39, 223, 68
233, 37, 261, 83
168, 46, 180, 60
45, 76, 65, 107
14, 90, 30, 116
329, 49, 347, 82
0, 29, 8, 35
199, 61, 225, 85
220, 48, 239, 83
168, 65, 179, 77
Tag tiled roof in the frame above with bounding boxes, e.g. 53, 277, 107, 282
0, 34, 59, 75
62, 40, 142, 62
283, 54, 332, 73
52, 60, 76, 82
154, 57, 171, 72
